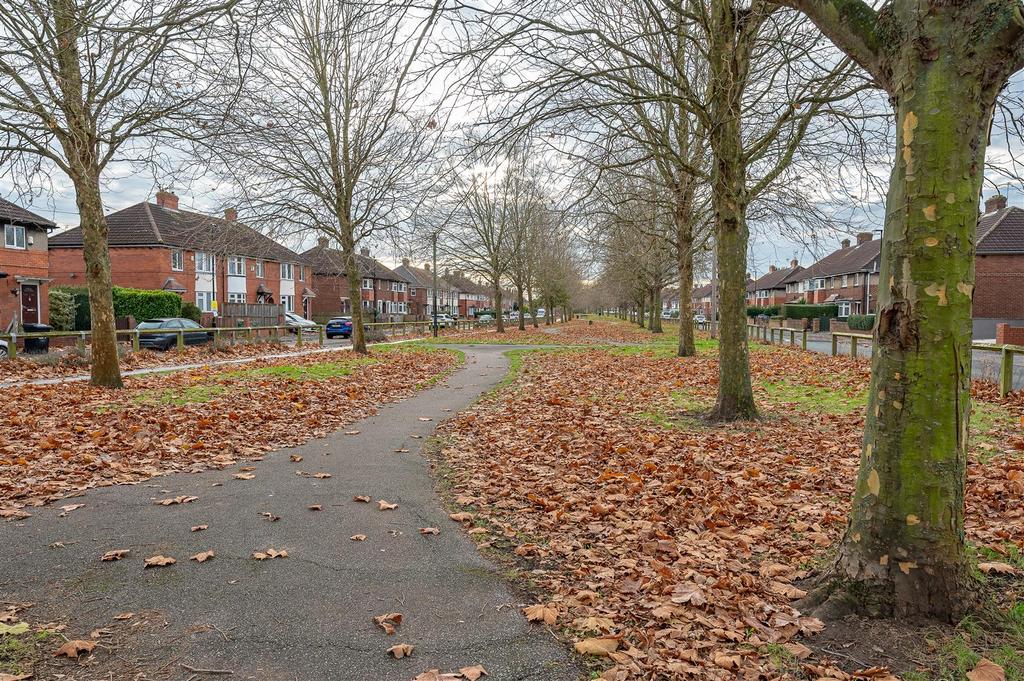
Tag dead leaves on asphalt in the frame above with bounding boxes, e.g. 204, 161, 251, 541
374, 612, 403, 635
388, 643, 415, 658
439, 343, 1024, 679
143, 555, 176, 568
0, 348, 457, 510
190, 550, 215, 563
156, 495, 197, 506
100, 549, 129, 562
54, 639, 96, 659
252, 548, 287, 560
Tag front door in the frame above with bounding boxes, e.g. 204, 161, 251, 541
20, 284, 39, 324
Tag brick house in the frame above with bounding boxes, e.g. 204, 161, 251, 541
973, 194, 1024, 336
0, 198, 55, 329
48, 191, 313, 320
746, 260, 802, 307
302, 240, 409, 322
393, 258, 458, 319
691, 284, 713, 316
442, 271, 493, 317
783, 232, 881, 317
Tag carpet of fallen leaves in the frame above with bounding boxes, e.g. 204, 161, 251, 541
0, 346, 458, 510
436, 318, 675, 345
439, 342, 1024, 680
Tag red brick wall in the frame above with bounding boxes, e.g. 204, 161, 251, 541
975, 254, 1024, 319
310, 274, 352, 319
0, 244, 50, 326
996, 323, 1024, 345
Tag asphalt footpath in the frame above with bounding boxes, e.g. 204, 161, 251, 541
0, 344, 581, 681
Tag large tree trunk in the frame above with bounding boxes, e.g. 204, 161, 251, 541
816, 58, 994, 622
706, 0, 756, 421
676, 198, 697, 357
494, 285, 505, 332
517, 286, 526, 330
637, 294, 645, 328
342, 246, 367, 354
650, 288, 663, 333
527, 287, 538, 328
76, 175, 122, 388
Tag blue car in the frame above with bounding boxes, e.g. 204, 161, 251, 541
325, 317, 353, 339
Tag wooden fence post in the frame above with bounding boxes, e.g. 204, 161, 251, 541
176, 330, 185, 351
318, 325, 325, 347
802, 329, 807, 351
851, 336, 858, 359
831, 334, 838, 356
133, 331, 141, 352
77, 332, 87, 354
1000, 347, 1014, 397
7, 334, 16, 360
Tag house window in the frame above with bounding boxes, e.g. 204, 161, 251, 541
361, 299, 372, 310
3, 224, 26, 249
362, 278, 373, 290
196, 290, 213, 312
228, 256, 245, 276
853, 273, 861, 286
814, 278, 825, 290
841, 274, 848, 288
254, 260, 265, 278
837, 301, 852, 318
297, 266, 304, 281
391, 281, 406, 293
171, 249, 184, 271
282, 294, 294, 312
227, 292, 246, 303
195, 252, 214, 273
281, 262, 293, 280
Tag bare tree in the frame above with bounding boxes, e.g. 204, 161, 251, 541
217, 0, 445, 353
0, 0, 249, 387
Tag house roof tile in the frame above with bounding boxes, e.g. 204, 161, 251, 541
977, 206, 1024, 254
752, 265, 803, 291
0, 197, 56, 229
394, 263, 454, 290
301, 244, 403, 281
48, 201, 306, 264
789, 239, 881, 281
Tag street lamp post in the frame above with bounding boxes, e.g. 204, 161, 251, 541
432, 231, 439, 338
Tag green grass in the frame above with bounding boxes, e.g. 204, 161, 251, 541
757, 379, 867, 415
224, 357, 376, 381
0, 628, 53, 676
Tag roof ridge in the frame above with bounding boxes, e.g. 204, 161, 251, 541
143, 202, 163, 243
977, 206, 1013, 246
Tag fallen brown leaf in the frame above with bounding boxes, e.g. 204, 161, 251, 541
143, 555, 176, 568
100, 549, 129, 562
190, 550, 215, 563
54, 639, 96, 659
388, 643, 415, 659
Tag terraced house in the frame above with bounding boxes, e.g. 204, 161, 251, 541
783, 232, 881, 317
303, 240, 409, 322
0, 198, 55, 329
48, 191, 313, 320
394, 258, 458, 319
746, 260, 802, 308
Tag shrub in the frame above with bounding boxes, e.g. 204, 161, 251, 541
746, 305, 780, 317
52, 286, 91, 330
48, 288, 77, 331
52, 286, 182, 329
847, 314, 876, 331
781, 303, 839, 320
181, 301, 202, 323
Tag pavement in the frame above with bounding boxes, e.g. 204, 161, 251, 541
0, 344, 582, 681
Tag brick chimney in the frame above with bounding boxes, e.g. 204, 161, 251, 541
841, 238, 851, 249
155, 190, 178, 209
360, 247, 370, 256
856, 232, 873, 245
402, 257, 410, 267
769, 265, 777, 273
317, 236, 328, 248
224, 207, 237, 221
790, 259, 798, 268
985, 194, 1008, 213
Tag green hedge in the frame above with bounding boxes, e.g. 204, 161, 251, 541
53, 286, 182, 330
781, 303, 839, 320
181, 301, 202, 323
48, 288, 77, 331
847, 314, 876, 331
746, 305, 780, 317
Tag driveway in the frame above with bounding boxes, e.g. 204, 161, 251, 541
0, 345, 581, 681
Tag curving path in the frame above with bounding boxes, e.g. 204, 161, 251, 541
0, 345, 581, 681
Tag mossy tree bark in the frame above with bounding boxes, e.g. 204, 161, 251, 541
494, 285, 505, 332
341, 240, 367, 355
706, 0, 760, 421
676, 191, 697, 357
784, 0, 1024, 619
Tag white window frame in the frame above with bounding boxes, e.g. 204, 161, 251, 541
281, 294, 294, 312
196, 290, 213, 312
841, 274, 848, 288
297, 265, 304, 281
195, 252, 214, 273
171, 249, 184, 271
814, 278, 825, 290
3, 224, 26, 250
280, 262, 294, 280
837, 301, 852, 318
227, 292, 246, 303
254, 260, 265, 278
362, 278, 373, 290
228, 256, 245, 276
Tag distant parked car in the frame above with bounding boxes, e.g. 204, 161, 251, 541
432, 314, 457, 328
137, 318, 212, 351
477, 314, 495, 323
0, 339, 7, 358
285, 311, 318, 334
325, 317, 353, 339
535, 308, 546, 319
694, 313, 707, 324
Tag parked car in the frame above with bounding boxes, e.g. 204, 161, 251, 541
535, 308, 546, 319
325, 317, 353, 339
0, 339, 7, 358
137, 318, 212, 351
694, 313, 707, 323
432, 314, 457, 328
285, 311, 318, 334
477, 314, 495, 323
